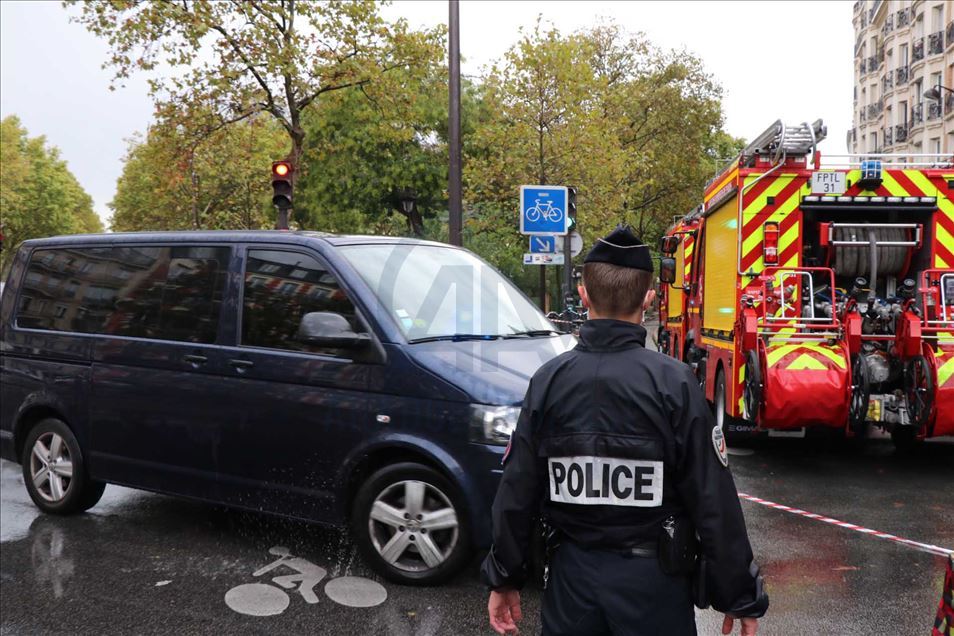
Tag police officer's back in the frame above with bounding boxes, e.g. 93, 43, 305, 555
481, 226, 768, 635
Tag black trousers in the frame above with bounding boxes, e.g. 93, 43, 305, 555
541, 541, 696, 636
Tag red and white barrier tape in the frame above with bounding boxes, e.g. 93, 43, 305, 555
738, 492, 954, 558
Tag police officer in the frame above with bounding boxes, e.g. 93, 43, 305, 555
481, 225, 768, 635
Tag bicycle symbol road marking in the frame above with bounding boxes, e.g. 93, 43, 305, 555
224, 545, 387, 616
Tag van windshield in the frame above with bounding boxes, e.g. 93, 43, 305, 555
339, 243, 556, 341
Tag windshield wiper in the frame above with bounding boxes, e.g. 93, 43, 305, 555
502, 329, 561, 338
409, 334, 503, 343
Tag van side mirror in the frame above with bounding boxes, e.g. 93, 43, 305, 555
296, 312, 370, 349
659, 257, 677, 284
659, 236, 680, 255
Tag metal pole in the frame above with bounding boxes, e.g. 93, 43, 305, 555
448, 0, 462, 246
539, 267, 546, 311
562, 232, 572, 307
275, 207, 289, 230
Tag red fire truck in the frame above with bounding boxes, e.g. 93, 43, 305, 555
657, 119, 954, 448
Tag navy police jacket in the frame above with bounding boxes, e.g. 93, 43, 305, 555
480, 319, 769, 618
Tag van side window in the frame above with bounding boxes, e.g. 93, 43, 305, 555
16, 246, 229, 344
241, 249, 363, 355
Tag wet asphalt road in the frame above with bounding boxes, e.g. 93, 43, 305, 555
1, 436, 952, 636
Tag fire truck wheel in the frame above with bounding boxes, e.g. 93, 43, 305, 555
903, 355, 934, 430
742, 351, 762, 424
848, 354, 871, 432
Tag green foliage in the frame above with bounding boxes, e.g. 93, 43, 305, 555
464, 20, 742, 296
110, 115, 287, 231
0, 116, 102, 274
68, 0, 444, 163
293, 62, 450, 235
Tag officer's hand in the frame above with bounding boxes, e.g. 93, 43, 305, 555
722, 615, 757, 635
488, 589, 522, 635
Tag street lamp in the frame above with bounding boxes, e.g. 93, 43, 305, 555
393, 187, 424, 236
923, 82, 954, 102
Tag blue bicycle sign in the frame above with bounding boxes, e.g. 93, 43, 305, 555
520, 185, 569, 235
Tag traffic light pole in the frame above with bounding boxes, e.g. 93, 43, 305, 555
447, 0, 463, 247
276, 207, 289, 230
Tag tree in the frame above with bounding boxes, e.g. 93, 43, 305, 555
110, 114, 287, 231
69, 1, 443, 204
463, 20, 742, 301
1, 116, 102, 274
293, 58, 450, 236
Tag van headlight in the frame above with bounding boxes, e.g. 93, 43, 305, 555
470, 404, 521, 445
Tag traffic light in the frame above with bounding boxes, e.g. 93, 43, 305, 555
271, 160, 294, 209
567, 186, 578, 231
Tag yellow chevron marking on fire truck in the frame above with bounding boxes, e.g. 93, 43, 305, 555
706, 168, 739, 203
787, 354, 828, 371
737, 363, 745, 412
878, 172, 906, 197
937, 221, 954, 259
741, 192, 801, 256
937, 356, 954, 388
765, 344, 800, 366
779, 222, 799, 255
904, 170, 938, 199
741, 177, 795, 217
766, 343, 845, 369
684, 239, 694, 278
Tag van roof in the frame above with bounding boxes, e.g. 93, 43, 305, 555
20, 231, 455, 250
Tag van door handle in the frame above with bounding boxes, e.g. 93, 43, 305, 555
183, 354, 208, 366
228, 359, 254, 371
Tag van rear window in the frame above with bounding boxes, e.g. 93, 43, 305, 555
16, 245, 229, 344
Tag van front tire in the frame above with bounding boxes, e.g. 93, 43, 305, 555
352, 462, 471, 586
21, 418, 105, 515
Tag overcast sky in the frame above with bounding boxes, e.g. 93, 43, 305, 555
0, 0, 853, 226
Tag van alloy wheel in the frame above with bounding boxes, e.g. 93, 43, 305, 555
29, 432, 73, 503
367, 480, 459, 573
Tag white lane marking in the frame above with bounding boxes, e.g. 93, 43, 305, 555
155, 580, 171, 587
225, 583, 290, 616
738, 492, 954, 558
324, 576, 388, 608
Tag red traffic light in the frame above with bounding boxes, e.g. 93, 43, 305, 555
272, 161, 292, 177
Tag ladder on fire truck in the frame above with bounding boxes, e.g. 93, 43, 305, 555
740, 119, 827, 166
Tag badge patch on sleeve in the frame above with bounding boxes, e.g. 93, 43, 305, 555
712, 425, 728, 467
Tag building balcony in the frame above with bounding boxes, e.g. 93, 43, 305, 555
927, 101, 942, 122
911, 102, 924, 127
895, 123, 909, 142
928, 32, 944, 56
947, 21, 954, 49
912, 38, 924, 62
896, 65, 910, 84
866, 55, 882, 73
897, 8, 911, 28
882, 73, 894, 93
860, 108, 868, 123
884, 127, 894, 146
882, 14, 895, 36
867, 100, 884, 119
859, 58, 867, 74
946, 93, 954, 119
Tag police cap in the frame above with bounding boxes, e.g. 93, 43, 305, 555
583, 224, 653, 272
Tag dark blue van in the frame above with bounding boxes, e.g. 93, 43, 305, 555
0, 232, 574, 584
